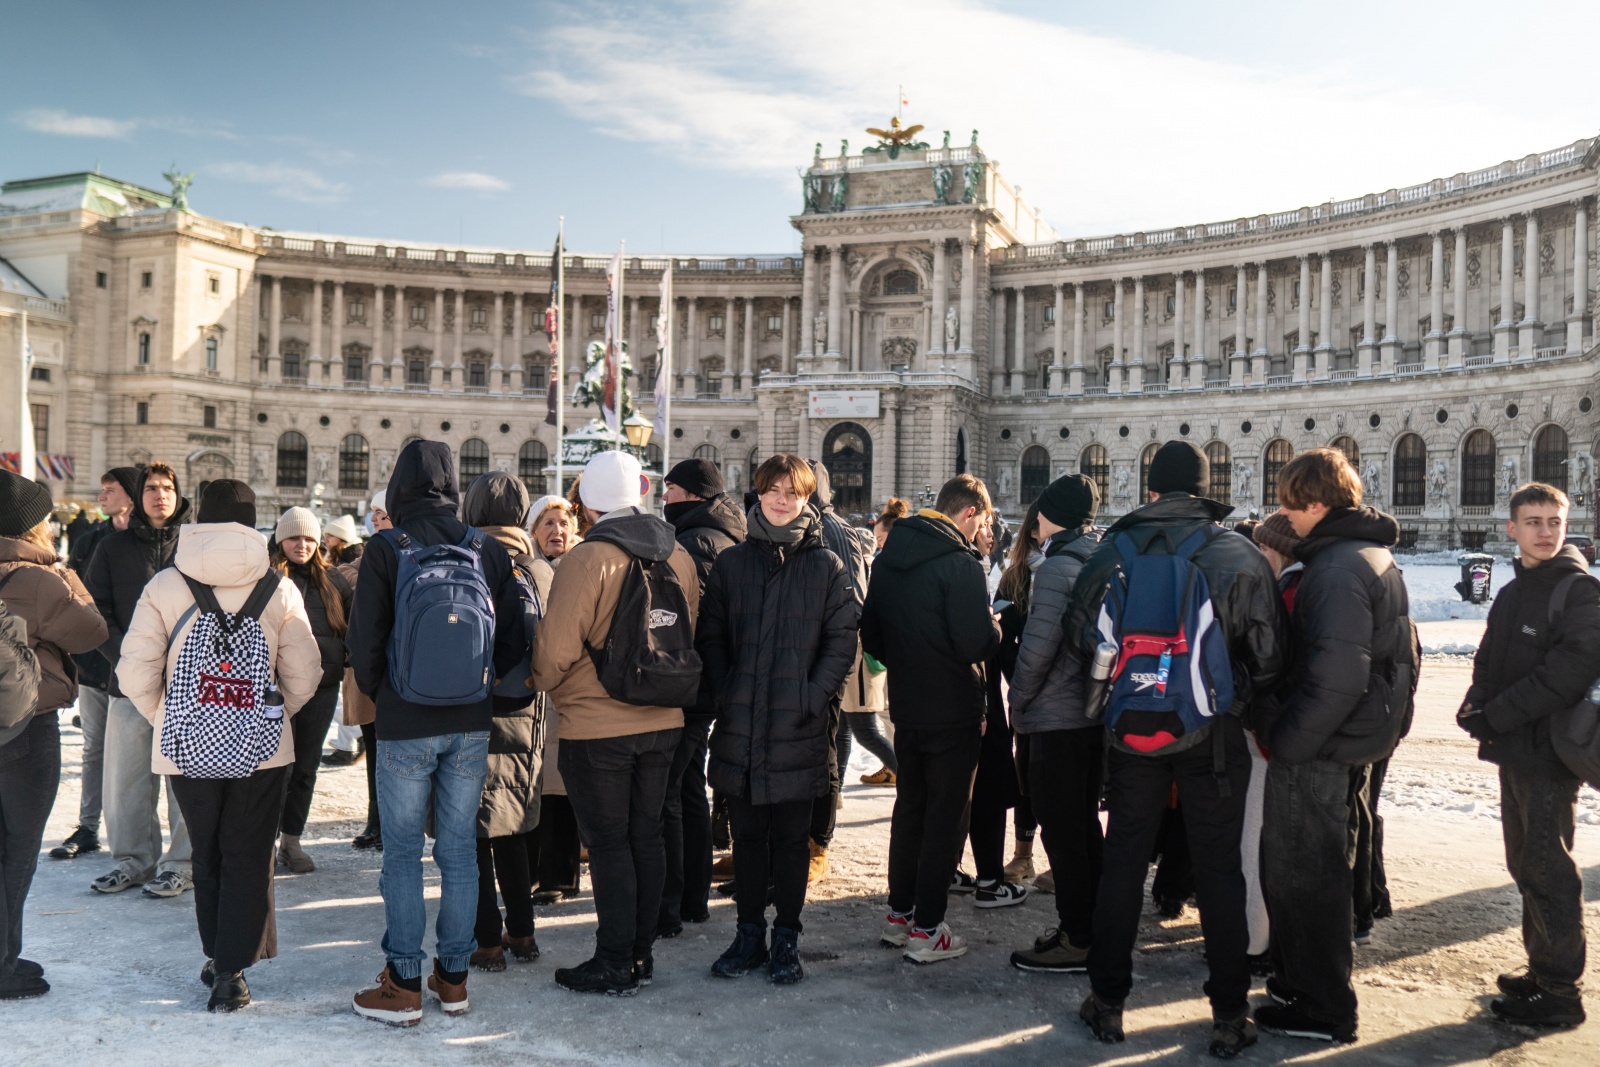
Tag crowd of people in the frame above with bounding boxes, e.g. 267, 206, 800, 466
0, 434, 1592, 1054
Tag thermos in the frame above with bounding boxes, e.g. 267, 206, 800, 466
1085, 640, 1119, 720
263, 682, 285, 723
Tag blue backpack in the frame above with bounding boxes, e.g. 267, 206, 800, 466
1095, 527, 1236, 756
380, 527, 497, 706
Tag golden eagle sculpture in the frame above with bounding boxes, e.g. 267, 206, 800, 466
863, 116, 929, 160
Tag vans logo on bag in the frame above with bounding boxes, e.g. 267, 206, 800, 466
197, 672, 255, 710
648, 608, 679, 629
1521, 624, 1539, 636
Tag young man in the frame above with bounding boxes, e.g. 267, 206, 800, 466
533, 450, 701, 995
83, 463, 195, 898
1066, 440, 1288, 1056
861, 473, 999, 963
1258, 446, 1415, 1045
1459, 482, 1597, 1028
347, 441, 529, 1025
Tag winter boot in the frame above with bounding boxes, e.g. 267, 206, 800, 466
711, 923, 770, 978
769, 927, 804, 985
426, 959, 470, 1015
208, 970, 250, 1012
1490, 988, 1586, 1027
1003, 836, 1036, 882
277, 834, 315, 874
1080, 991, 1125, 1043
807, 840, 830, 884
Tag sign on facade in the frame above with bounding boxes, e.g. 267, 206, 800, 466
808, 390, 880, 419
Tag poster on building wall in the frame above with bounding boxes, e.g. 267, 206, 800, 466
808, 390, 880, 419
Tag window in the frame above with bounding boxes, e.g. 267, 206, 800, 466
348, 297, 365, 322
459, 438, 490, 480
1020, 446, 1051, 505
1461, 430, 1495, 506
136, 401, 148, 425
30, 366, 50, 382
1532, 425, 1569, 490
470, 306, 487, 328
1138, 443, 1160, 499
1393, 434, 1426, 507
339, 434, 370, 491
138, 332, 150, 365
693, 443, 721, 469
1164, 294, 1175, 317
410, 303, 427, 324
30, 404, 47, 453
469, 363, 486, 388
1205, 441, 1231, 502
209, 275, 220, 295
408, 360, 427, 385
708, 314, 724, 334
205, 336, 218, 371
1228, 287, 1238, 311
276, 431, 308, 487
141, 271, 153, 289
884, 270, 918, 296
766, 314, 782, 333
202, 405, 217, 429
590, 311, 605, 331
1043, 304, 1056, 324
1262, 439, 1294, 508
518, 440, 549, 494
282, 352, 302, 379
345, 351, 364, 381
1103, 299, 1115, 320
1079, 444, 1109, 503
1330, 436, 1359, 466
96, 271, 107, 289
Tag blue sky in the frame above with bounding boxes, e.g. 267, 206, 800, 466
4, 0, 1597, 254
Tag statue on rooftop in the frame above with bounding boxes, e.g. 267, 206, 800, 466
803, 172, 825, 214
162, 164, 194, 212
962, 156, 984, 204
942, 130, 951, 149
932, 164, 952, 205
970, 129, 980, 147
830, 172, 847, 212
840, 139, 849, 157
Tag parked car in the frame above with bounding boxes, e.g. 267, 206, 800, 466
1564, 534, 1596, 564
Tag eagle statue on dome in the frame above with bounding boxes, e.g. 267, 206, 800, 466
863, 116, 929, 160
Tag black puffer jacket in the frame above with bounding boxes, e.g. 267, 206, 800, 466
809, 462, 873, 609
1067, 492, 1287, 723
861, 510, 1000, 729
283, 561, 354, 689
1010, 528, 1101, 734
1265, 506, 1417, 765
1466, 546, 1600, 773
698, 517, 857, 805
666, 492, 746, 589
66, 519, 114, 689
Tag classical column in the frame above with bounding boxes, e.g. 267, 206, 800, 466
1189, 268, 1207, 391
1448, 228, 1469, 366
1069, 282, 1085, 396
450, 289, 466, 390
331, 282, 344, 383
826, 246, 844, 359
308, 281, 324, 382
1011, 285, 1026, 395
268, 275, 283, 383
1231, 266, 1247, 387
429, 289, 445, 389
781, 296, 793, 375
682, 297, 698, 398
958, 239, 976, 354
370, 284, 385, 386
1380, 242, 1400, 373
991, 289, 1007, 395
1518, 211, 1542, 358
1124, 277, 1142, 393
1571, 200, 1591, 353
851, 304, 864, 372
1252, 265, 1268, 383
510, 291, 524, 394
1169, 272, 1186, 390
1315, 255, 1334, 380
1051, 282, 1066, 396
1290, 258, 1310, 382
1495, 218, 1516, 362
1110, 279, 1125, 394
799, 246, 816, 363
1424, 233, 1445, 366
490, 291, 505, 394
741, 296, 754, 394
723, 295, 737, 381
930, 239, 948, 355
1359, 245, 1378, 377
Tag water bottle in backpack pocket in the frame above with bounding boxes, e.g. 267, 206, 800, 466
382, 527, 497, 706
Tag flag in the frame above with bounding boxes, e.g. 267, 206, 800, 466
653, 261, 673, 441
601, 247, 623, 438
544, 233, 562, 426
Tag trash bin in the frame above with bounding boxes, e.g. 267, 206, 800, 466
1455, 553, 1495, 604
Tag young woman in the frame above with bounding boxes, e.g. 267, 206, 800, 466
697, 454, 857, 984
271, 507, 353, 874
873, 497, 910, 553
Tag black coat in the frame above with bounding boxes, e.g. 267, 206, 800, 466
860, 511, 1000, 729
809, 462, 873, 609
976, 598, 1025, 809
667, 492, 746, 590
65, 519, 114, 689
698, 522, 858, 806
83, 491, 193, 698
1467, 545, 1600, 773
284, 562, 354, 690
1264, 506, 1417, 765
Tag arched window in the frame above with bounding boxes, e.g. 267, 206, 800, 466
1533, 425, 1569, 490
1461, 430, 1496, 506
518, 440, 548, 494
693, 443, 721, 469
1330, 436, 1360, 466
459, 438, 490, 480
1205, 441, 1232, 503
747, 448, 761, 493
955, 428, 968, 475
1138, 443, 1160, 499
1020, 446, 1051, 506
1262, 439, 1294, 508
1393, 433, 1426, 507
1079, 444, 1109, 503
884, 270, 918, 296
276, 431, 308, 488
338, 434, 369, 491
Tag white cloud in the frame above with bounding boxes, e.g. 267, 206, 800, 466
14, 108, 137, 138
207, 161, 348, 205
428, 171, 511, 192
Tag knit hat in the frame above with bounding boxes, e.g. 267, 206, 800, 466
1147, 440, 1209, 497
1252, 513, 1301, 557
664, 457, 724, 500
275, 506, 320, 543
368, 489, 387, 515
579, 451, 643, 513
105, 466, 141, 501
0, 470, 53, 538
324, 514, 363, 545
1036, 473, 1098, 529
197, 479, 257, 528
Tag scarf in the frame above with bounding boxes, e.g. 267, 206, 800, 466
746, 503, 814, 546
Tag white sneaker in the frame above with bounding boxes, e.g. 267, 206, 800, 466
880, 912, 912, 948
904, 922, 968, 964
141, 870, 193, 898
974, 879, 1029, 909
948, 869, 977, 895
90, 868, 142, 894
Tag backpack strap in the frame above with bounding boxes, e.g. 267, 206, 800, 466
0, 568, 20, 598
182, 575, 227, 621
238, 571, 283, 623
1548, 572, 1600, 627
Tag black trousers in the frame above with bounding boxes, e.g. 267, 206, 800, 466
1089, 718, 1251, 1016
966, 791, 1008, 883
531, 794, 582, 893
0, 716, 59, 977
475, 831, 536, 946
1152, 805, 1195, 905
280, 684, 338, 836
1353, 756, 1392, 930
660, 718, 712, 927
1027, 726, 1104, 947
1500, 763, 1586, 998
559, 729, 679, 968
730, 793, 812, 932
360, 721, 380, 833
1013, 732, 1036, 839
1262, 759, 1365, 1025
887, 723, 982, 930
171, 765, 288, 974
809, 699, 845, 848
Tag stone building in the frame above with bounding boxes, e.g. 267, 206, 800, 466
2, 129, 1596, 549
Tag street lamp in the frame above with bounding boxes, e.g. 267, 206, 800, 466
623, 411, 654, 452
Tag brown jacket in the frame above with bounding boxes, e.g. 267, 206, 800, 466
0, 536, 108, 717
532, 511, 699, 742
335, 556, 376, 727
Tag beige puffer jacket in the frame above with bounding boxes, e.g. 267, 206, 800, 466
118, 523, 323, 775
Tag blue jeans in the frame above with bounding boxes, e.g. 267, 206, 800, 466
376, 732, 489, 979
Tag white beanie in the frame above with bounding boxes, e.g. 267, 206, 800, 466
275, 506, 320, 543
579, 450, 643, 513
324, 514, 363, 545
528, 493, 569, 529
369, 489, 387, 514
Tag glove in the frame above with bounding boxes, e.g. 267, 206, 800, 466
1456, 704, 1496, 741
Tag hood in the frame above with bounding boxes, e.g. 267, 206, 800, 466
581, 508, 678, 563
1104, 492, 1232, 535
667, 492, 747, 543
483, 524, 534, 559
0, 535, 58, 567
174, 523, 270, 588
130, 466, 192, 535
387, 440, 459, 525
461, 469, 530, 530
1512, 544, 1592, 581
336, 542, 364, 566
1295, 506, 1399, 560
807, 459, 834, 511
878, 510, 976, 571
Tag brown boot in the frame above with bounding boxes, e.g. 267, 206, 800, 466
426, 959, 469, 1015
470, 945, 506, 972
504, 934, 540, 962
352, 966, 422, 1026
277, 834, 315, 874
710, 853, 735, 879
807, 840, 830, 884
1003, 837, 1036, 882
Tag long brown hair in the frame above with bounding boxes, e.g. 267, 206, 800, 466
996, 502, 1041, 612
273, 542, 347, 636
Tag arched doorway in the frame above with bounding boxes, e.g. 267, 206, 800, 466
822, 422, 872, 515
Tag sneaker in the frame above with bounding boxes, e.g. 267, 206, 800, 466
633, 955, 653, 987
904, 922, 967, 964
141, 870, 193, 898
321, 745, 364, 766
426, 960, 469, 1015
90, 868, 143, 894
1265, 975, 1303, 1006
50, 826, 101, 860
860, 767, 896, 785
1079, 991, 1125, 1043
353, 966, 423, 1026
1033, 869, 1056, 894
352, 824, 382, 851
974, 879, 1029, 909
769, 927, 803, 985
711, 923, 769, 978
554, 957, 639, 996
470, 945, 506, 972
1353, 928, 1372, 946
0, 973, 50, 1000
949, 869, 977, 895
1209, 1012, 1258, 1058
1010, 927, 1089, 973
880, 912, 913, 948
1496, 969, 1541, 998
1255, 1002, 1357, 1043
505, 934, 540, 962
1490, 988, 1586, 1027
208, 970, 250, 1013
807, 841, 830, 884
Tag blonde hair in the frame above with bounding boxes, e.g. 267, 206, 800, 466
20, 517, 57, 556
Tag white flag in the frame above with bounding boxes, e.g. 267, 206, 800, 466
601, 248, 623, 438
654, 261, 673, 441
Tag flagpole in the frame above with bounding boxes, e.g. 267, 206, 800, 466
615, 239, 625, 449
660, 262, 673, 483
18, 307, 35, 485
555, 217, 565, 495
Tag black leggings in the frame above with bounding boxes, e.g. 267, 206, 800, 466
476, 831, 536, 946
280, 684, 338, 836
359, 722, 379, 833
531, 794, 582, 893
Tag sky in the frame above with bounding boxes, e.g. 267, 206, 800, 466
4, 0, 1598, 255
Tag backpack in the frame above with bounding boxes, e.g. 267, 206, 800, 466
159, 573, 284, 779
380, 527, 497, 706
1094, 527, 1236, 757
585, 552, 702, 708
1547, 572, 1600, 790
493, 552, 544, 704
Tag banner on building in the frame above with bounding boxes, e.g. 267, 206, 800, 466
807, 390, 880, 419
0, 452, 75, 480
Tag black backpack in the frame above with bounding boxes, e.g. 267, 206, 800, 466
1547, 573, 1600, 790
585, 552, 701, 708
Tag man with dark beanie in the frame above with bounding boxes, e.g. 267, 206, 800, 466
1066, 440, 1288, 1056
1007, 474, 1104, 974
659, 456, 745, 935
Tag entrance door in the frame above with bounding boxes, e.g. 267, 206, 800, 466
822, 422, 873, 515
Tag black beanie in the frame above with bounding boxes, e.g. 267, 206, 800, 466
0, 470, 53, 538
1147, 440, 1209, 497
664, 457, 724, 500
1036, 473, 1098, 529
106, 466, 141, 501
198, 479, 257, 527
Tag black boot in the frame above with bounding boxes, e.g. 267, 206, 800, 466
208, 971, 250, 1012
353, 822, 381, 850
1491, 988, 1587, 1027
768, 927, 803, 985
200, 959, 215, 987
49, 826, 101, 860
1080, 992, 1125, 1043
711, 923, 769, 978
